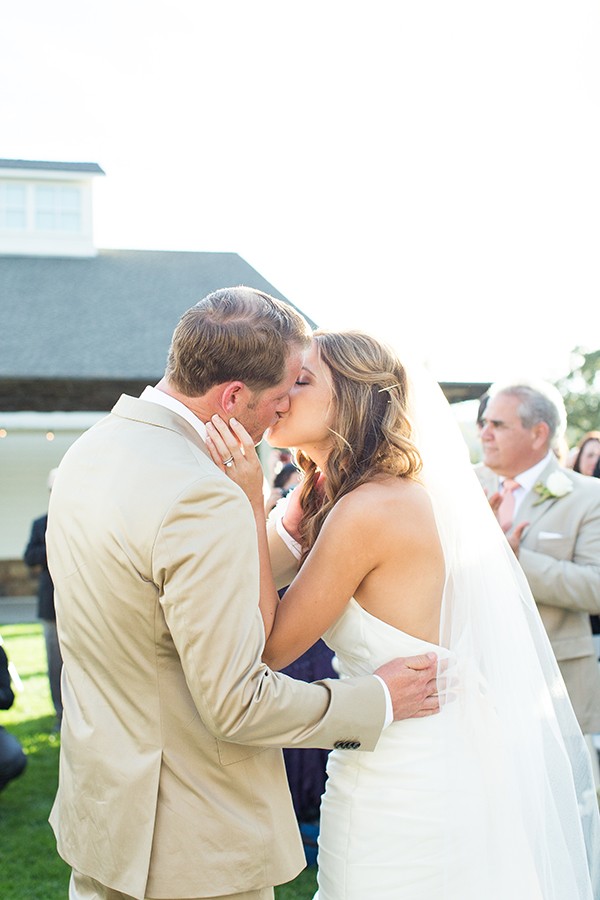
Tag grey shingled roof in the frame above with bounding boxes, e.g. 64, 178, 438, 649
0, 249, 314, 383
0, 159, 105, 175
0, 248, 485, 410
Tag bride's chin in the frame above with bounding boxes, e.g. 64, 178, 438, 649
265, 425, 286, 448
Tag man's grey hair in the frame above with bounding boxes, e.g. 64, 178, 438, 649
489, 379, 567, 444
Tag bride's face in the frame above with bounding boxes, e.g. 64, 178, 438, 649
265, 342, 334, 454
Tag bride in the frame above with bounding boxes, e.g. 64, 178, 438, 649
205, 330, 599, 899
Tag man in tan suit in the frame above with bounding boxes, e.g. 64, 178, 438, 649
476, 380, 600, 739
47, 287, 438, 900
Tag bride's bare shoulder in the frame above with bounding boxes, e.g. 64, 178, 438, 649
316, 477, 438, 564
330, 477, 434, 529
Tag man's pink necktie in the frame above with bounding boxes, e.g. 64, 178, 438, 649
498, 479, 520, 531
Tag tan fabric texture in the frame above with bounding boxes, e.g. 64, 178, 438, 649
70, 869, 275, 900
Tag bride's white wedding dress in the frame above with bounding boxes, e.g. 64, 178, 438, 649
278, 365, 598, 899
313, 597, 584, 900
314, 598, 456, 900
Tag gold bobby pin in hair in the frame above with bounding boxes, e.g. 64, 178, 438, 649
377, 383, 400, 404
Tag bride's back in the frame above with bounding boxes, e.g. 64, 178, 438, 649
340, 475, 445, 645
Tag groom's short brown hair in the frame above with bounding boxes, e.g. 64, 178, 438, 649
165, 286, 312, 396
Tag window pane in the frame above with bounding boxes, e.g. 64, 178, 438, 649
34, 184, 82, 232
58, 211, 81, 232
36, 185, 56, 210
36, 210, 55, 229
0, 183, 27, 229
4, 209, 26, 228
61, 187, 80, 211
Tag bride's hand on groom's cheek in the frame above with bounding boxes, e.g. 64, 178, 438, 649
205, 416, 265, 510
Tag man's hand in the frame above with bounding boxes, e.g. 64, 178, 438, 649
506, 521, 528, 558
487, 491, 528, 556
375, 653, 439, 720
487, 490, 503, 522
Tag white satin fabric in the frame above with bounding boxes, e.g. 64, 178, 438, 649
313, 595, 597, 899
315, 599, 457, 900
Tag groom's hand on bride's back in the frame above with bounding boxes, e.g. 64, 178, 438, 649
375, 653, 439, 720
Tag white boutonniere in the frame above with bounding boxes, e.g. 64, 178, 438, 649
533, 471, 574, 506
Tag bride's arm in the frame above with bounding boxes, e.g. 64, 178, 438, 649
262, 493, 377, 669
205, 417, 381, 669
266, 490, 302, 590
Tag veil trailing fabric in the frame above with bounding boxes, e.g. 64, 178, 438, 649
406, 362, 600, 899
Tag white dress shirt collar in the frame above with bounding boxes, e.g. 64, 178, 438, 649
140, 386, 208, 442
505, 450, 555, 495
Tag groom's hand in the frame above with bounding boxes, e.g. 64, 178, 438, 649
375, 653, 439, 720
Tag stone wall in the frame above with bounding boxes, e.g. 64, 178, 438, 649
0, 559, 38, 597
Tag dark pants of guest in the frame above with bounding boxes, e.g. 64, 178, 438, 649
0, 725, 27, 791
43, 619, 63, 721
281, 638, 337, 822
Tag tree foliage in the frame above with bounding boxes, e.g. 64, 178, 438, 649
555, 348, 600, 444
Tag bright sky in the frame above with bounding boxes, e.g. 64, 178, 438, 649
3, 1, 600, 383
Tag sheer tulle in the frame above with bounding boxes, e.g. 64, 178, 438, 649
408, 364, 600, 898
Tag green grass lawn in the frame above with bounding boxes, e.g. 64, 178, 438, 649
0, 623, 317, 899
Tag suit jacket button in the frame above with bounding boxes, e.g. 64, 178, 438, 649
350, 741, 360, 749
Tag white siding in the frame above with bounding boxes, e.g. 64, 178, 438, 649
0, 413, 103, 558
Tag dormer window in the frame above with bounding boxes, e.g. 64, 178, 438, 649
0, 159, 104, 257
0, 182, 83, 234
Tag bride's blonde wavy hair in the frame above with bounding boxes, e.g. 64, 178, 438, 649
295, 331, 422, 559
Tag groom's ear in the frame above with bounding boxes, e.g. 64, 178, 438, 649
220, 381, 246, 415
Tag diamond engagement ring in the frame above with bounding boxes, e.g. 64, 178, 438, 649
223, 456, 234, 468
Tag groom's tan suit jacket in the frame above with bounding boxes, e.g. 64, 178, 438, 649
47, 396, 385, 900
476, 457, 600, 732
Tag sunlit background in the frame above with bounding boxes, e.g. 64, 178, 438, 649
2, 0, 600, 383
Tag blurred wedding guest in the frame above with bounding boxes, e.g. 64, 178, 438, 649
477, 380, 600, 774
589, 455, 600, 657
571, 431, 600, 475
0, 636, 27, 792
265, 462, 301, 515
24, 468, 63, 730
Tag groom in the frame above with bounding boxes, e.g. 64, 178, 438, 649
47, 287, 439, 900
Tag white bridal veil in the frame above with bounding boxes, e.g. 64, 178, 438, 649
407, 363, 600, 899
